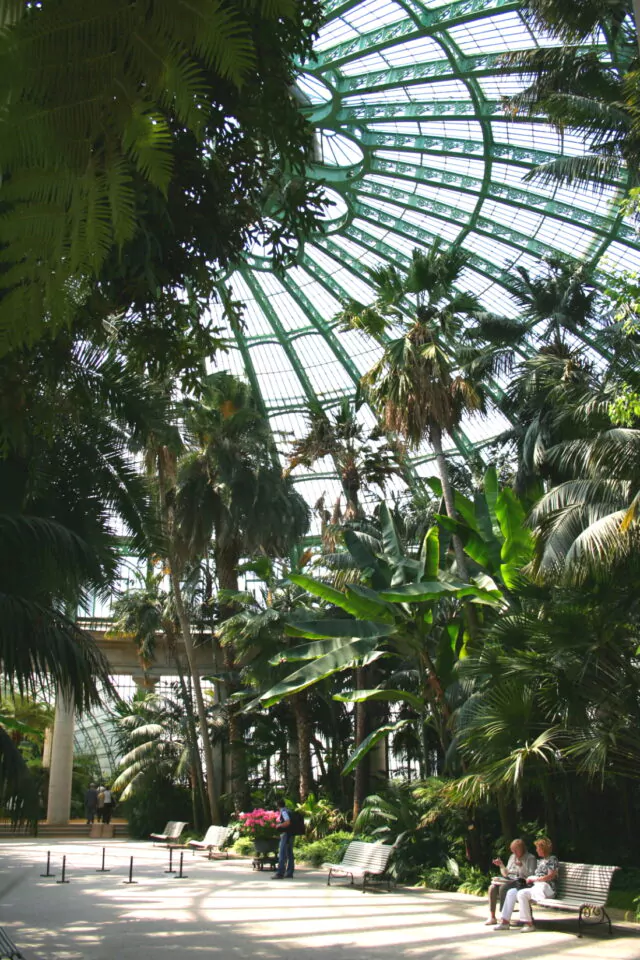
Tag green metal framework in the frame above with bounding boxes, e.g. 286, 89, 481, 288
205, 0, 640, 516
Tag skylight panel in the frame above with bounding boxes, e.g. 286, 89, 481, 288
381, 37, 444, 68
477, 75, 530, 97
292, 335, 355, 397
307, 243, 377, 303
534, 218, 597, 258
601, 242, 640, 276
447, 12, 534, 56
343, 0, 404, 33
340, 51, 392, 77
481, 200, 544, 238
249, 343, 306, 405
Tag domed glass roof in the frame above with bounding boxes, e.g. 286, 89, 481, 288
207, 0, 640, 514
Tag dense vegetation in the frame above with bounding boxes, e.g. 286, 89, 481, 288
1, 0, 640, 918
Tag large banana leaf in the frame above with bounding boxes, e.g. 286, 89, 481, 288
344, 584, 396, 623
255, 637, 384, 708
420, 526, 440, 579
284, 619, 396, 640
268, 638, 357, 664
426, 477, 477, 528
333, 688, 424, 711
379, 581, 461, 602
341, 720, 411, 774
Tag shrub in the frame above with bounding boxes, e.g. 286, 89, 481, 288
420, 866, 461, 891
458, 867, 491, 896
295, 831, 354, 868
233, 836, 256, 857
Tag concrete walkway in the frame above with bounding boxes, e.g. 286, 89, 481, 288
0, 840, 638, 959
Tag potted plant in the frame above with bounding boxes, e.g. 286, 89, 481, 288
238, 808, 280, 856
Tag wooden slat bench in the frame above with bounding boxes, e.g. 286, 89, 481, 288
150, 821, 187, 846
532, 861, 620, 937
0, 927, 25, 959
188, 825, 231, 859
324, 840, 394, 893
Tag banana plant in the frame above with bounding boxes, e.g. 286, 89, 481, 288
249, 503, 502, 776
426, 466, 534, 591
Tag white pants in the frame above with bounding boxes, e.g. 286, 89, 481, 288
500, 883, 554, 923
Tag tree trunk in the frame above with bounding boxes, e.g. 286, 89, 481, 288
292, 691, 313, 801
431, 425, 478, 640
170, 569, 221, 824
216, 548, 250, 813
431, 425, 469, 580
174, 655, 207, 831
496, 790, 518, 843
155, 447, 221, 825
352, 666, 368, 821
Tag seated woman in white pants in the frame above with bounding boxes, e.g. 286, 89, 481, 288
493, 837, 558, 933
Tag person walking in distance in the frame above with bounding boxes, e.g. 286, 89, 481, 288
273, 796, 294, 879
96, 785, 106, 823
84, 782, 98, 825
102, 786, 114, 825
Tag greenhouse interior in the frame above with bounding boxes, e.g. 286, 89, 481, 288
2, 0, 640, 956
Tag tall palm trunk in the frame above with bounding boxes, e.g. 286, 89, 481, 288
431, 425, 478, 640
156, 449, 221, 824
169, 569, 221, 824
216, 545, 250, 813
291, 691, 313, 801
431, 425, 469, 580
352, 666, 368, 820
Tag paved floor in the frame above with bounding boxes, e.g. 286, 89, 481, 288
0, 840, 638, 959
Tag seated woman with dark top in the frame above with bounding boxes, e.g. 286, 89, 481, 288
493, 837, 559, 933
485, 838, 537, 926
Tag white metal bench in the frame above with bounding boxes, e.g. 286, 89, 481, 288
533, 861, 620, 937
323, 840, 394, 893
0, 927, 24, 959
150, 821, 187, 846
188, 825, 231, 859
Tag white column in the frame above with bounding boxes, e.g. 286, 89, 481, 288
46, 688, 75, 824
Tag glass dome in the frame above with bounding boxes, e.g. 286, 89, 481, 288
207, 0, 640, 513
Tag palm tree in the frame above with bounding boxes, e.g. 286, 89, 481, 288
287, 398, 402, 520
341, 242, 488, 582
111, 690, 192, 799
176, 372, 310, 810
217, 561, 319, 801
501, 2, 640, 189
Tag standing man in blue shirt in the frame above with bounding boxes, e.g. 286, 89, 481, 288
273, 796, 294, 879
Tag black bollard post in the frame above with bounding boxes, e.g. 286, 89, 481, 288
56, 855, 70, 884
96, 846, 110, 873
123, 855, 137, 885
174, 851, 188, 880
40, 850, 55, 878
164, 847, 175, 874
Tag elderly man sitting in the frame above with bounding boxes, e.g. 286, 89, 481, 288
485, 838, 537, 926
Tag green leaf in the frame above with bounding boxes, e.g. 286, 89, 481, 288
420, 526, 440, 579
284, 619, 396, 640
426, 477, 477, 529
333, 688, 424, 711
268, 638, 352, 664
379, 501, 402, 563
341, 720, 412, 775
256, 638, 382, 708
380, 581, 460, 602
288, 574, 370, 618
484, 466, 499, 527
344, 584, 396, 623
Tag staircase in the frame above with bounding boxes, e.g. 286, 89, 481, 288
0, 819, 129, 839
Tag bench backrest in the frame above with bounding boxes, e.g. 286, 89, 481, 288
202, 825, 231, 848
340, 841, 393, 873
556, 862, 619, 905
168, 821, 187, 839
